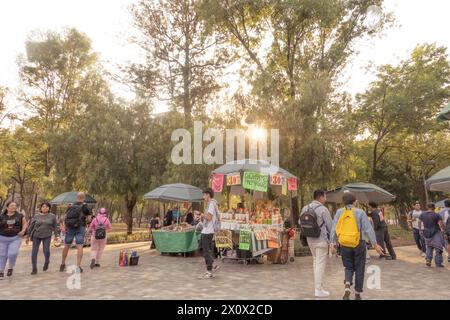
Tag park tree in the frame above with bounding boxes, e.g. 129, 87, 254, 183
356, 43, 450, 181
79, 101, 169, 234
130, 0, 230, 123
18, 28, 100, 178
199, 0, 393, 213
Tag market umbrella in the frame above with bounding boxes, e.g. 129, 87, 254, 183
50, 191, 97, 205
211, 159, 297, 178
437, 102, 450, 121
427, 165, 450, 192
326, 182, 396, 204
143, 183, 204, 202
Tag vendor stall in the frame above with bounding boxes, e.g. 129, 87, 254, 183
210, 159, 297, 264
143, 183, 203, 255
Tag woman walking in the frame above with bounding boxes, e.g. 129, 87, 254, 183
0, 202, 28, 279
26, 202, 59, 275
89, 208, 112, 269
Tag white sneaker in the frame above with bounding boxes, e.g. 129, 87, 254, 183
198, 271, 214, 280
421, 252, 426, 258
315, 289, 330, 298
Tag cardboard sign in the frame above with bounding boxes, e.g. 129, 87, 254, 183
288, 177, 297, 191
226, 173, 241, 186
239, 229, 252, 251
215, 230, 233, 249
270, 174, 283, 186
242, 171, 268, 192
212, 173, 224, 193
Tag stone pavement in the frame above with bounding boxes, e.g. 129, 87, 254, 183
1, 241, 450, 300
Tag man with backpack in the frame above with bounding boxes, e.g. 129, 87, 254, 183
330, 192, 384, 300
419, 203, 445, 268
60, 192, 92, 273
198, 187, 220, 280
299, 190, 333, 298
439, 200, 450, 264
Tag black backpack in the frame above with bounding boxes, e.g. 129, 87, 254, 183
65, 204, 84, 229
94, 216, 107, 240
299, 204, 324, 238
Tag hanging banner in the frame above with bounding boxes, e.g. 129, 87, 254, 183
212, 174, 224, 193
288, 177, 298, 191
239, 229, 252, 251
282, 176, 288, 195
270, 174, 283, 186
226, 173, 241, 186
242, 171, 268, 192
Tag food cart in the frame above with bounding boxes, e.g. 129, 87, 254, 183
210, 159, 298, 264
143, 183, 203, 256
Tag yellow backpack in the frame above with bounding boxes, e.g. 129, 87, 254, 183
336, 207, 360, 248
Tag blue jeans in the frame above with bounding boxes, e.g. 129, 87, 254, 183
413, 228, 426, 253
340, 240, 366, 293
64, 227, 85, 246
31, 237, 51, 269
426, 246, 443, 266
0, 235, 22, 272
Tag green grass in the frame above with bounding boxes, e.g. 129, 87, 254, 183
107, 231, 150, 244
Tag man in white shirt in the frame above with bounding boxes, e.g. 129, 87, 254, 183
407, 202, 426, 256
198, 187, 220, 279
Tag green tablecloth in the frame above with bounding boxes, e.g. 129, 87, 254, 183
152, 229, 201, 253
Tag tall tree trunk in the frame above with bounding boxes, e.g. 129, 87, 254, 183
125, 193, 137, 235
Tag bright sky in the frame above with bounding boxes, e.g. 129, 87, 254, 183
1, 0, 450, 115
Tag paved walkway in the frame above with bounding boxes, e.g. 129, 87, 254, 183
1, 242, 450, 300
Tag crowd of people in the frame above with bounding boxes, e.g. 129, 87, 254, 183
0, 192, 112, 279
1, 187, 450, 302
298, 190, 450, 300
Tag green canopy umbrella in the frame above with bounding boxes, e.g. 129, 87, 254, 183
143, 183, 204, 202
427, 166, 450, 192
50, 191, 97, 205
326, 182, 396, 204
437, 102, 450, 121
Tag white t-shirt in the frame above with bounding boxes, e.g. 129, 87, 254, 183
410, 210, 423, 230
201, 200, 219, 234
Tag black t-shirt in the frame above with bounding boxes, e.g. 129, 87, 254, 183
371, 209, 387, 230
185, 212, 194, 225
0, 212, 24, 237
419, 211, 442, 234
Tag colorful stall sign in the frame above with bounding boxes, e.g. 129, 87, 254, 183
270, 174, 283, 186
288, 177, 298, 191
212, 173, 224, 193
226, 173, 241, 186
239, 229, 252, 251
242, 171, 268, 192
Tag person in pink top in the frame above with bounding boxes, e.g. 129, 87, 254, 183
89, 208, 112, 269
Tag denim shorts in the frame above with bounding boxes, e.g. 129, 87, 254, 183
64, 227, 86, 245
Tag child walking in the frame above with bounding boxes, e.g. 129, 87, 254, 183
89, 208, 112, 269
